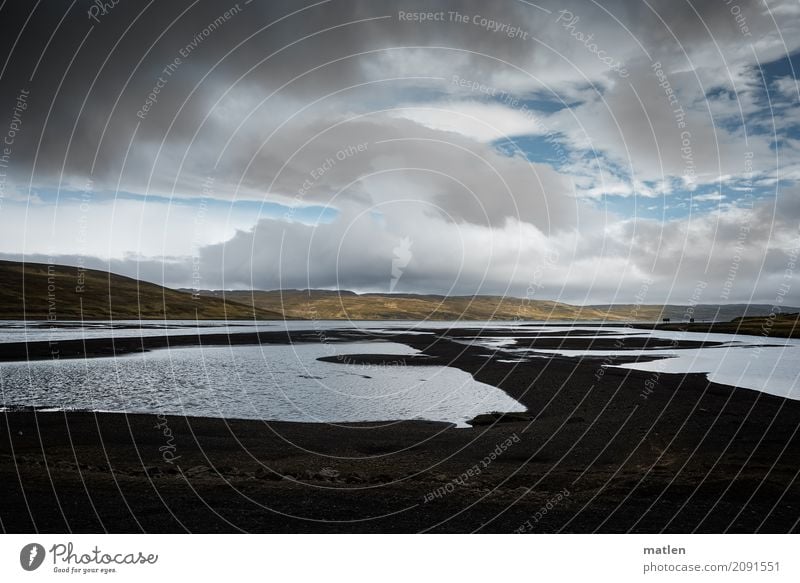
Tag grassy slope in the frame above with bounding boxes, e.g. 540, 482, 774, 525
200, 289, 626, 321
199, 291, 800, 322
4, 260, 792, 323
0, 260, 282, 320
586, 303, 794, 322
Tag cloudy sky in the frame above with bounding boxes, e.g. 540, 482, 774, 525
0, 0, 798, 304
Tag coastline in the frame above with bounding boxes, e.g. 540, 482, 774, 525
2, 326, 799, 532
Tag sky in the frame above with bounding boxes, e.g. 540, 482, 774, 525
0, 0, 799, 305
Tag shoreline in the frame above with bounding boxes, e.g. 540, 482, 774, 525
0, 318, 791, 364
2, 326, 799, 532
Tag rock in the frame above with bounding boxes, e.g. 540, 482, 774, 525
255, 468, 283, 481
316, 467, 340, 480
344, 472, 365, 483
184, 465, 210, 476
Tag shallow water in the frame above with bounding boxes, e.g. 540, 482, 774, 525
0, 341, 524, 427
0, 320, 612, 344
616, 345, 800, 400
0, 319, 592, 344
3, 320, 798, 423
466, 326, 800, 400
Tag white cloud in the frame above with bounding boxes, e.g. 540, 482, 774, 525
692, 193, 725, 202
389, 102, 546, 143
0, 197, 259, 260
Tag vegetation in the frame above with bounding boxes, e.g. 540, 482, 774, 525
0, 260, 281, 320
3, 260, 796, 326
197, 289, 624, 321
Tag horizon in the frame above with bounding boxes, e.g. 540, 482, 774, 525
5, 256, 800, 310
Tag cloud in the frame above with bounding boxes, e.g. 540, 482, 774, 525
1, 0, 799, 304
0, 196, 257, 259
389, 102, 546, 143
177, 188, 800, 305
1, 0, 795, 196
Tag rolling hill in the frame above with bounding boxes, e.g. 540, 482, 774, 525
0, 260, 282, 320
198, 289, 799, 322
2, 260, 794, 322
586, 303, 792, 322
196, 289, 623, 320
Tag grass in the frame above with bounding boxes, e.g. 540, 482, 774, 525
4, 259, 794, 328
198, 289, 628, 321
0, 260, 282, 320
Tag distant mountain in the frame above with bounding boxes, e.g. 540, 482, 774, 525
0, 260, 282, 320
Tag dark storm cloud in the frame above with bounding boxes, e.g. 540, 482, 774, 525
0, 0, 787, 196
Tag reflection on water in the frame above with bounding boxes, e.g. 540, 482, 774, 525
0, 342, 524, 427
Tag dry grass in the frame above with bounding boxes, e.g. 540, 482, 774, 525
0, 260, 281, 320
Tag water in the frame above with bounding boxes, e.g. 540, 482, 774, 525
0, 319, 279, 344
0, 341, 524, 427
457, 326, 800, 400
618, 345, 800, 400
2, 320, 798, 423
0, 318, 554, 344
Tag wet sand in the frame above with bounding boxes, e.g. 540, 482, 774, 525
1, 326, 799, 533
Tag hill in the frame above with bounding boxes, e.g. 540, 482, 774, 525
586, 303, 791, 322
0, 260, 282, 320
3, 260, 795, 323
198, 290, 800, 322
198, 289, 625, 321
